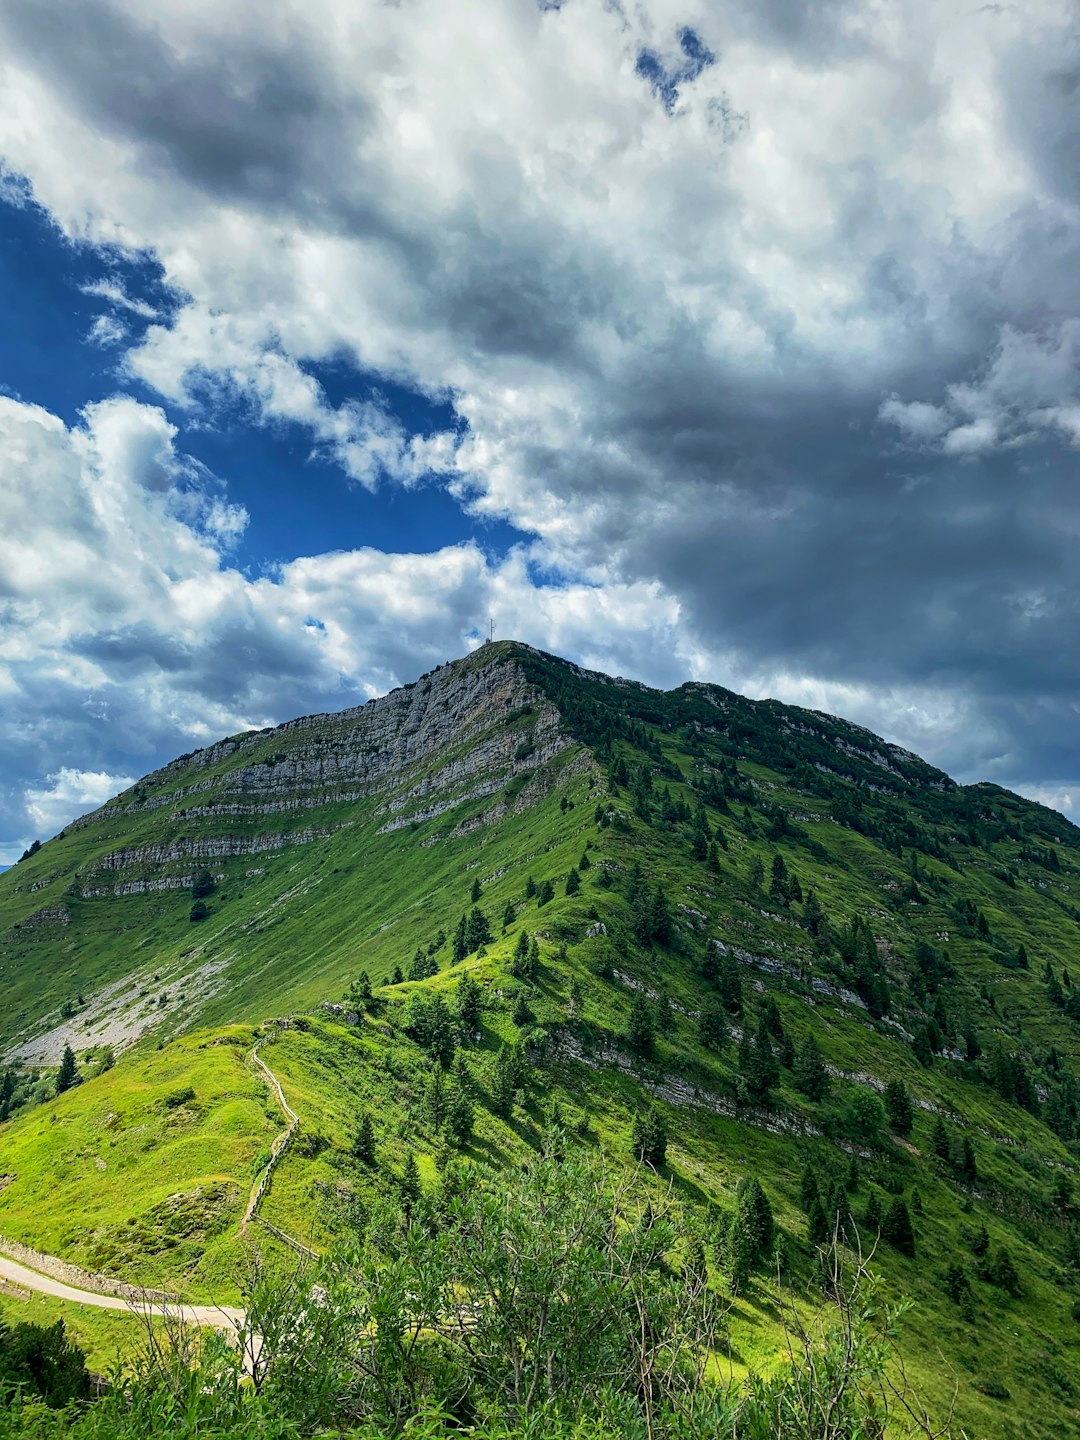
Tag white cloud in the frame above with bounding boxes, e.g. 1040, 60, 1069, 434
24, 767, 134, 835
0, 0, 1078, 834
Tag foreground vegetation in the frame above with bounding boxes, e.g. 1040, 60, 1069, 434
0, 1150, 949, 1439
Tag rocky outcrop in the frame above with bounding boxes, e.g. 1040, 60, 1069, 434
11, 903, 70, 931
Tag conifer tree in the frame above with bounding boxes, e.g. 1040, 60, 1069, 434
55, 1046, 77, 1096
426, 995, 456, 1068
882, 1197, 916, 1257
455, 972, 482, 1033
525, 875, 537, 899
800, 1164, 821, 1215
353, 1112, 376, 1166
717, 952, 743, 1014
391, 964, 405, 985
807, 1193, 829, 1247
986, 1246, 1022, 1296
578, 850, 590, 870
399, 1152, 421, 1218
464, 906, 492, 952
491, 1045, 516, 1117
423, 1067, 448, 1129
959, 1134, 978, 1182
883, 1080, 914, 1136
794, 1034, 829, 1101
446, 1084, 475, 1146
931, 1115, 950, 1160
510, 929, 531, 978
631, 1107, 668, 1167
698, 997, 728, 1052
453, 1052, 475, 1100
627, 991, 655, 1056
470, 876, 482, 903
502, 900, 516, 929
453, 914, 468, 965
864, 1191, 883, 1235
512, 990, 531, 1027
971, 1223, 989, 1257
538, 878, 555, 906
565, 868, 580, 896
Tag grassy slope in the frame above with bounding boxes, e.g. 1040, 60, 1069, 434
2, 643, 1080, 1435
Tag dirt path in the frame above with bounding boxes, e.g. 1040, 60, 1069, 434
0, 1032, 311, 1332
241, 1038, 303, 1237
0, 1250, 243, 1331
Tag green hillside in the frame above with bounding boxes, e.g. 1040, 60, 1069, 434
3, 640, 1080, 1436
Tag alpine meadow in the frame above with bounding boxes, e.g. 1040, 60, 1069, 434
2, 639, 1080, 1438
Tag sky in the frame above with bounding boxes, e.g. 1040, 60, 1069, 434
1, 0, 1079, 864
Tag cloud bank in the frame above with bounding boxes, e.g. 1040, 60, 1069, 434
1, 0, 1079, 854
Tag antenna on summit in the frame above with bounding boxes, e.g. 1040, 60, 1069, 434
484, 617, 494, 645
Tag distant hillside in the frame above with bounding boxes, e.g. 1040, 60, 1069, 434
3, 640, 1080, 1436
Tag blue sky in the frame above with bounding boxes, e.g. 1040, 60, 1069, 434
1, 0, 1079, 863
1, 197, 523, 571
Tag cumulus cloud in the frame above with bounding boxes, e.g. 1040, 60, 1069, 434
24, 768, 135, 839
0, 0, 1079, 838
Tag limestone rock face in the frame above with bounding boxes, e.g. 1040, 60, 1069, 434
67, 652, 584, 895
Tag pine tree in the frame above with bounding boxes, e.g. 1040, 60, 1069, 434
971, 1223, 989, 1257
538, 878, 555, 906
455, 973, 482, 1033
769, 853, 790, 907
627, 991, 655, 1056
578, 850, 591, 870
391, 964, 405, 985
426, 996, 456, 1068
959, 1134, 978, 1182
453, 1053, 475, 1100
491, 1045, 516, 1117
399, 1152, 421, 1217
55, 1046, 77, 1096
931, 1115, 950, 1160
800, 1164, 821, 1215
882, 1197, 916, 1257
464, 907, 492, 952
353, 1112, 376, 1166
512, 990, 531, 1027
883, 1080, 914, 1136
631, 1107, 667, 1167
794, 1034, 829, 1101
807, 1194, 829, 1246
422, 1067, 448, 1129
736, 1176, 775, 1261
446, 1084, 475, 1146
864, 1191, 883, 1235
502, 900, 516, 930
525, 875, 537, 899
452, 914, 468, 965
761, 995, 784, 1037
986, 1246, 1021, 1296
470, 876, 482, 903
565, 868, 580, 897
698, 997, 728, 1052
510, 929, 531, 978
826, 1178, 852, 1242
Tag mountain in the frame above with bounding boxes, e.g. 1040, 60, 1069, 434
2, 640, 1080, 1435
